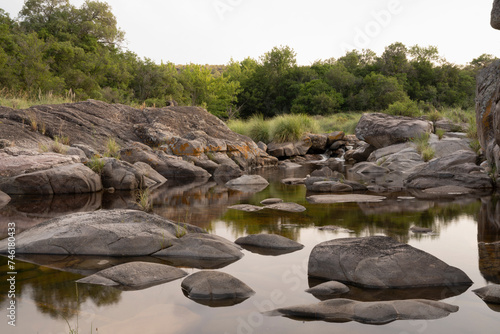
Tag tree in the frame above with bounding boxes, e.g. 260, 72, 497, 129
78, 1, 124, 47
291, 79, 344, 115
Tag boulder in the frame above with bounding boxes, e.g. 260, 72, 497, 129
153, 233, 243, 260
267, 137, 312, 158
310, 167, 336, 178
430, 137, 474, 159
434, 119, 466, 132
367, 142, 414, 162
71, 143, 98, 159
235, 234, 304, 251
344, 142, 376, 163
307, 133, 328, 153
0, 210, 186, 256
264, 202, 306, 213
305, 281, 350, 295
307, 194, 386, 204
132, 161, 168, 185
473, 284, 500, 304
120, 144, 211, 180
375, 147, 425, 174
279, 161, 302, 169
101, 157, 162, 190
492, 0, 500, 29
476, 59, 500, 183
404, 150, 493, 189
267, 299, 459, 325
213, 163, 243, 183
326, 131, 345, 146
308, 236, 473, 288
181, 271, 255, 302
76, 262, 187, 290
225, 175, 269, 192
0, 163, 102, 195
307, 181, 353, 193
355, 113, 433, 149
350, 162, 390, 174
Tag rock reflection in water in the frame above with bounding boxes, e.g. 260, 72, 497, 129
307, 278, 470, 302
478, 196, 500, 283
0, 192, 102, 238
0, 256, 121, 321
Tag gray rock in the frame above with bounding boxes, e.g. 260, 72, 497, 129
76, 261, 187, 290
350, 162, 390, 174
225, 175, 269, 192
344, 142, 376, 163
434, 119, 466, 132
133, 161, 168, 185
260, 198, 283, 205
308, 133, 328, 152
264, 202, 306, 213
305, 281, 350, 295
0, 163, 102, 195
267, 299, 459, 324
71, 143, 98, 159
430, 138, 474, 159
153, 233, 243, 260
311, 167, 336, 178
66, 147, 87, 160
308, 236, 473, 288
101, 158, 157, 190
0, 210, 185, 256
473, 284, 500, 304
492, 0, 500, 29
356, 113, 433, 149
279, 161, 302, 169
181, 271, 255, 301
367, 142, 414, 162
307, 194, 386, 204
267, 137, 312, 158
317, 225, 354, 233
213, 163, 243, 183
257, 141, 267, 152
235, 234, 304, 250
376, 147, 426, 173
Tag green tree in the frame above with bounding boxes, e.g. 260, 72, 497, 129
291, 79, 344, 115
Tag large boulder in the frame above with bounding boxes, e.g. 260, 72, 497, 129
267, 299, 459, 325
0, 210, 187, 256
476, 59, 500, 183
308, 236, 472, 288
120, 143, 211, 179
355, 113, 433, 149
404, 150, 493, 189
0, 163, 102, 195
76, 262, 187, 290
101, 157, 166, 190
181, 271, 255, 304
225, 174, 269, 192
267, 137, 312, 158
153, 233, 244, 260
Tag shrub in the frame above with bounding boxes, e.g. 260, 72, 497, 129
385, 99, 421, 117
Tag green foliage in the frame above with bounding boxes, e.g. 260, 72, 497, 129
435, 128, 445, 140
86, 155, 105, 174
270, 114, 319, 143
412, 132, 435, 161
385, 99, 421, 117
104, 137, 120, 158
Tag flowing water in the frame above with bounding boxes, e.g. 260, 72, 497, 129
1, 165, 499, 334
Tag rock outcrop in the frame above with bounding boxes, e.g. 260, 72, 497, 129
308, 236, 472, 288
0, 210, 189, 256
355, 113, 433, 149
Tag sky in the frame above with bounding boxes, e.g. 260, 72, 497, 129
1, 0, 499, 66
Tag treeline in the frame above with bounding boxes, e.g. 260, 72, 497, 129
0, 0, 496, 119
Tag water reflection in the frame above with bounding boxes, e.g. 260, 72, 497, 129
0, 256, 121, 321
478, 196, 500, 283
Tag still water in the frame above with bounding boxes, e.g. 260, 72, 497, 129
0, 165, 499, 334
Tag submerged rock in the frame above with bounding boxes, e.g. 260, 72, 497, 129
308, 236, 472, 288
473, 285, 500, 304
76, 261, 187, 290
267, 298, 459, 325
0, 210, 186, 256
181, 271, 255, 305
305, 281, 350, 296
307, 194, 386, 204
264, 202, 306, 213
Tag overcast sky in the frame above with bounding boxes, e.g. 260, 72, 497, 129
1, 0, 499, 65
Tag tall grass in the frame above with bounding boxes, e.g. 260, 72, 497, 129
104, 137, 120, 158
0, 88, 75, 109
412, 133, 435, 162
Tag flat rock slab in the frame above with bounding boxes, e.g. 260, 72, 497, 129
473, 285, 500, 304
264, 202, 306, 213
181, 271, 255, 304
267, 298, 459, 325
307, 194, 386, 204
305, 281, 350, 295
0, 209, 186, 256
235, 234, 304, 251
308, 236, 472, 288
225, 175, 269, 186
228, 204, 264, 212
317, 225, 354, 233
153, 233, 243, 260
76, 261, 187, 290
281, 178, 305, 185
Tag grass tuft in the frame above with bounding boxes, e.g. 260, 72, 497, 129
104, 137, 120, 159
136, 188, 153, 212
86, 155, 105, 174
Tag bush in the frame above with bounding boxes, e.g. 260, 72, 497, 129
385, 99, 421, 117
270, 114, 319, 143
